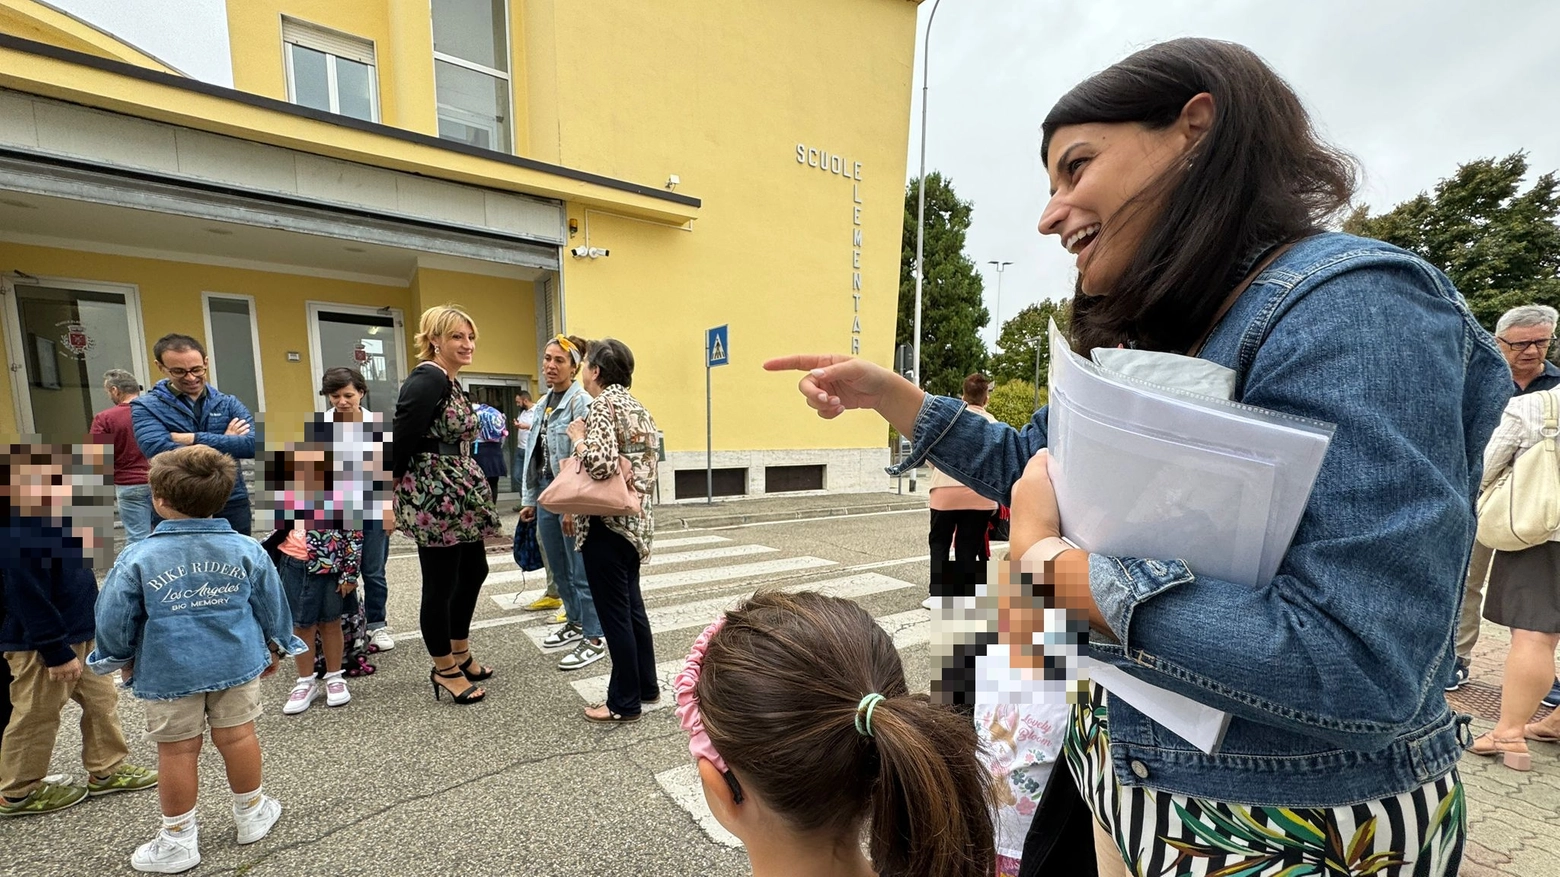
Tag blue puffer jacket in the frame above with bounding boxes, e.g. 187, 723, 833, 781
130, 379, 256, 501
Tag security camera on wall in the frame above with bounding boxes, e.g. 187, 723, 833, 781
570, 246, 610, 259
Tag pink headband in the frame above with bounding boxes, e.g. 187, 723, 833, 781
674, 615, 729, 773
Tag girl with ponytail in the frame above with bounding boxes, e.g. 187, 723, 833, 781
675, 590, 996, 877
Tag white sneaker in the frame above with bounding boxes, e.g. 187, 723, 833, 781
921, 595, 937, 610
323, 675, 351, 707
282, 679, 320, 715
369, 628, 396, 651
131, 829, 200, 874
234, 795, 282, 845
558, 638, 607, 671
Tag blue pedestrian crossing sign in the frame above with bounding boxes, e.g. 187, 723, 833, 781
706, 325, 729, 367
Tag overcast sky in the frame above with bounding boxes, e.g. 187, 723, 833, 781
48, 0, 231, 85
908, 0, 1560, 347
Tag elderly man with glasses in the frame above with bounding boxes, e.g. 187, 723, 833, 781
130, 333, 256, 535
1451, 305, 1560, 709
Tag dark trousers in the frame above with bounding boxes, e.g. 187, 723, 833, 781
151, 494, 252, 536
929, 508, 991, 595
416, 541, 489, 658
582, 520, 658, 715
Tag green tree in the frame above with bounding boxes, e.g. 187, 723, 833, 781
986, 380, 1047, 429
990, 299, 1072, 386
1343, 152, 1560, 331
898, 172, 989, 397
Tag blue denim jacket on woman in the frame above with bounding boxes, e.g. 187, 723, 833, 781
88, 518, 306, 700
521, 381, 592, 507
890, 233, 1511, 806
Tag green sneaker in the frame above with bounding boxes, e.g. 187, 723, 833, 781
88, 763, 158, 796
0, 781, 89, 816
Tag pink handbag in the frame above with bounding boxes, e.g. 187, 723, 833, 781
537, 398, 642, 516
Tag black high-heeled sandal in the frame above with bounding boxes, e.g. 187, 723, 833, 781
430, 667, 485, 704
451, 649, 494, 682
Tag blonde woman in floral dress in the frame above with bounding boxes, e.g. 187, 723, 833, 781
391, 304, 501, 705
563, 338, 661, 722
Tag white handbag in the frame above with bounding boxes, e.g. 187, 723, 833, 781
1477, 390, 1560, 552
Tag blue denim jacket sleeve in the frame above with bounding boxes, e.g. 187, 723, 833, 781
88, 561, 145, 674
886, 394, 1050, 506
248, 550, 308, 657
1091, 261, 1496, 751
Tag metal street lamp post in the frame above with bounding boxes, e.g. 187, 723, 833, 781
1029, 334, 1043, 411
912, 0, 944, 395
987, 259, 1013, 349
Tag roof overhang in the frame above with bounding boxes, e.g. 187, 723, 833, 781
0, 32, 701, 226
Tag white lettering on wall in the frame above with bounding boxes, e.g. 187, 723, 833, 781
795, 143, 866, 354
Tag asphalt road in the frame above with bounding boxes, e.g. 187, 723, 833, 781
14, 507, 935, 877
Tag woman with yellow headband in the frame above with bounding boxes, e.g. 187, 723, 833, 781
518, 334, 606, 672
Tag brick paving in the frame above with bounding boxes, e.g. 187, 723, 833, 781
1452, 620, 1560, 877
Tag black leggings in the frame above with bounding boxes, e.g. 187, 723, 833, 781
416, 541, 489, 658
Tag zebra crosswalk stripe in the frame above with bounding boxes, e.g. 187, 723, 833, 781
518, 571, 915, 652
647, 544, 777, 566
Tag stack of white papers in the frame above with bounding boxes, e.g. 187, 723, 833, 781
1043, 320, 1335, 752
1048, 321, 1334, 589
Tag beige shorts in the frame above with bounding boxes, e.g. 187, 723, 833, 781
144, 677, 264, 743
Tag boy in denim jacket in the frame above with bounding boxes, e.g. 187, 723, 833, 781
90, 445, 305, 874
0, 444, 157, 817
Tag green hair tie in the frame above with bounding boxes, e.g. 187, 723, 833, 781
855, 692, 886, 738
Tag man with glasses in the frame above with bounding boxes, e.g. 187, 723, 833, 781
130, 334, 256, 535
1451, 305, 1560, 707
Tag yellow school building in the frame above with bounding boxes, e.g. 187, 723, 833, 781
0, 0, 919, 497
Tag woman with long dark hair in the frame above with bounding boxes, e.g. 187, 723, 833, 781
391, 305, 501, 705
770, 38, 1509, 876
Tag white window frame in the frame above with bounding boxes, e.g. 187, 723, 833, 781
1, 275, 150, 435
200, 291, 267, 415
305, 301, 407, 413
282, 17, 381, 123
430, 0, 515, 153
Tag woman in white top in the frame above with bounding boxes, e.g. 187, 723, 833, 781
1471, 387, 1560, 767
318, 367, 395, 652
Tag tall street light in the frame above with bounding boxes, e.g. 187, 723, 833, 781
912, 0, 944, 393
987, 259, 1013, 349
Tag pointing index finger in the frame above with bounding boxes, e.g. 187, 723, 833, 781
762, 354, 850, 372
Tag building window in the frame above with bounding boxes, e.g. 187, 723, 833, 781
432, 0, 511, 152
282, 17, 379, 122
202, 293, 265, 416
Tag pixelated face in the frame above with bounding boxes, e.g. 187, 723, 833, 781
157, 346, 208, 397
292, 448, 329, 493
8, 461, 71, 517
327, 385, 364, 415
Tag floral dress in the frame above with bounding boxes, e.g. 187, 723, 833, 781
1066, 684, 1467, 877
394, 375, 501, 547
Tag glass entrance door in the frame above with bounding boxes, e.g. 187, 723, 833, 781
309, 306, 406, 415
4, 280, 145, 440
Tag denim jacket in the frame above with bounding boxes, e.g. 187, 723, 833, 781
891, 233, 1511, 806
88, 518, 306, 700
521, 381, 591, 507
